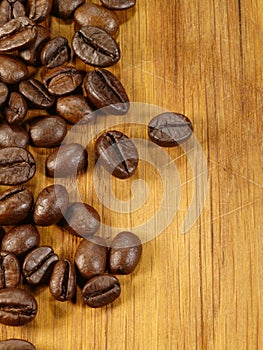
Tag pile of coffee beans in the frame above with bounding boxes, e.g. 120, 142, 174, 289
0, 0, 193, 347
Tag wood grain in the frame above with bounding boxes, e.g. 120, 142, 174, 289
0, 0, 262, 349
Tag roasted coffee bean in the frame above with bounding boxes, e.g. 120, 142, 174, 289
52, 0, 84, 19
5, 92, 28, 125
84, 69, 129, 115
148, 112, 193, 147
0, 147, 36, 185
100, 0, 136, 10
65, 202, 100, 238
0, 83, 8, 107
49, 259, 76, 301
74, 237, 107, 283
74, 3, 119, 36
19, 78, 55, 109
23, 246, 59, 285
27, 0, 52, 23
0, 187, 33, 226
33, 184, 69, 226
56, 95, 94, 125
1, 224, 40, 258
95, 130, 138, 179
29, 115, 67, 147
0, 17, 36, 52
40, 36, 71, 68
0, 287, 37, 326
0, 0, 26, 27
109, 231, 142, 274
72, 26, 120, 68
0, 122, 29, 149
0, 339, 36, 350
82, 274, 120, 308
19, 25, 50, 66
0, 251, 20, 288
43, 65, 83, 96
46, 143, 88, 177
0, 54, 28, 84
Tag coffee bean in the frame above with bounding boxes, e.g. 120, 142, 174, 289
46, 143, 88, 177
1, 224, 40, 258
0, 82, 8, 107
72, 25, 120, 67
52, 0, 84, 19
95, 130, 138, 179
19, 78, 55, 109
5, 92, 28, 125
19, 25, 50, 66
74, 3, 119, 36
109, 231, 142, 274
0, 187, 34, 226
0, 54, 28, 84
84, 69, 129, 115
100, 0, 136, 10
74, 237, 107, 282
0, 122, 29, 149
82, 274, 120, 308
29, 115, 67, 147
0, 17, 36, 52
0, 251, 20, 288
49, 259, 76, 301
27, 0, 53, 23
0, 287, 37, 326
148, 112, 193, 147
33, 184, 69, 226
0, 0, 26, 27
40, 36, 71, 68
0, 147, 36, 185
64, 202, 100, 238
56, 94, 94, 125
0, 339, 36, 350
23, 246, 59, 285
43, 65, 83, 96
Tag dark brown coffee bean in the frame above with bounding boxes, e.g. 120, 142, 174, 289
109, 231, 142, 274
40, 36, 71, 68
0, 54, 28, 84
0, 339, 36, 350
0, 147, 36, 185
74, 3, 119, 36
19, 25, 50, 66
0, 83, 8, 107
5, 92, 28, 125
46, 143, 88, 177
0, 251, 20, 288
49, 259, 76, 301
84, 69, 129, 115
95, 130, 138, 179
148, 112, 193, 147
0, 287, 37, 326
72, 26, 120, 68
82, 274, 120, 308
0, 187, 33, 226
52, 0, 84, 19
56, 95, 94, 125
33, 184, 69, 226
0, 122, 29, 149
0, 17, 36, 52
74, 237, 107, 282
27, 0, 52, 23
19, 78, 55, 109
29, 115, 67, 147
0, 0, 26, 27
64, 202, 100, 238
100, 0, 136, 10
43, 65, 83, 96
1, 224, 40, 258
22, 246, 59, 285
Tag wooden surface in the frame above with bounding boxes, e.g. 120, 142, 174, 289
0, 0, 262, 349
